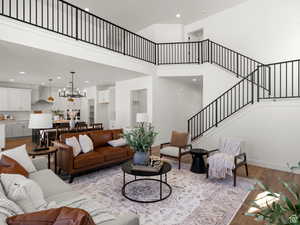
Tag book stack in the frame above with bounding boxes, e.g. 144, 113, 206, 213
131, 160, 163, 173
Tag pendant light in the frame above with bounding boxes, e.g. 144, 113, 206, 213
58, 72, 87, 100
47, 78, 54, 103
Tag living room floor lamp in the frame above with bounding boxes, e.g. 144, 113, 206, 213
28, 113, 53, 151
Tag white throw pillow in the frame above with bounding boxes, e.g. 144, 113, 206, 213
79, 135, 94, 153
1, 145, 36, 173
1, 174, 48, 213
108, 138, 127, 147
65, 137, 82, 157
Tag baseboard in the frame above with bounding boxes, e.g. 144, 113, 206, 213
248, 159, 300, 174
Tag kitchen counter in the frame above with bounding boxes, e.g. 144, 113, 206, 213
53, 120, 70, 124
0, 119, 29, 124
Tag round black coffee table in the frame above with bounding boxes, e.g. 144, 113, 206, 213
121, 160, 172, 203
190, 148, 208, 174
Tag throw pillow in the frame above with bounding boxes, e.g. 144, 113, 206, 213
1, 145, 36, 174
0, 174, 48, 213
65, 137, 82, 157
89, 132, 112, 148
6, 207, 96, 225
0, 155, 29, 177
0, 191, 23, 218
108, 138, 127, 147
79, 135, 94, 154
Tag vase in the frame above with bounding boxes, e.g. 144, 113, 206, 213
133, 151, 150, 165
69, 119, 76, 130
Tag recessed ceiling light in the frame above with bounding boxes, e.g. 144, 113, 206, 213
9, 78, 15, 82
85, 8, 90, 12
176, 13, 181, 18
192, 78, 198, 82
84, 80, 89, 83
19, 71, 26, 74
57, 76, 62, 80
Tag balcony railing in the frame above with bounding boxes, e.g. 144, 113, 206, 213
0, 0, 263, 71
0, 0, 157, 64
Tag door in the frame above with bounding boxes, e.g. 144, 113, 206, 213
130, 89, 147, 127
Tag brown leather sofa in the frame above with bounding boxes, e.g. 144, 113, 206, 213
53, 129, 133, 183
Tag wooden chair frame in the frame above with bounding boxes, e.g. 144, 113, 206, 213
160, 142, 192, 169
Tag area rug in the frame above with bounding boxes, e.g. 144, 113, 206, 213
71, 162, 254, 225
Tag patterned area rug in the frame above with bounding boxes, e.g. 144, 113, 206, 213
71, 162, 254, 225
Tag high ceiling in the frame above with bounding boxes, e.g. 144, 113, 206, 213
68, 0, 247, 31
0, 41, 143, 88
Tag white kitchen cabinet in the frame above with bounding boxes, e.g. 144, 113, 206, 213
0, 88, 8, 111
5, 121, 31, 138
98, 90, 110, 104
0, 87, 31, 111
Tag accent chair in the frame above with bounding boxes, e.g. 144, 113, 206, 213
206, 137, 249, 187
160, 131, 192, 169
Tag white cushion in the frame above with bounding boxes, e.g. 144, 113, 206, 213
0, 190, 23, 217
1, 145, 36, 173
160, 146, 190, 157
79, 135, 94, 153
29, 169, 72, 199
1, 174, 48, 213
108, 138, 127, 147
66, 137, 82, 157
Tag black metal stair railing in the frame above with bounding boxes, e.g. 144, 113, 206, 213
188, 70, 259, 140
258, 59, 300, 100
210, 41, 262, 79
188, 60, 300, 140
157, 40, 263, 79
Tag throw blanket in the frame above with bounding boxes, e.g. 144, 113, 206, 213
53, 195, 116, 225
208, 153, 235, 178
208, 138, 242, 179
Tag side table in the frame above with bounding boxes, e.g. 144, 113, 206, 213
28, 147, 58, 173
190, 148, 208, 174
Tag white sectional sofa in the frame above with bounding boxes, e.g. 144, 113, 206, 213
0, 157, 139, 225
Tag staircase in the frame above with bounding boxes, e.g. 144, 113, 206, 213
188, 59, 300, 140
1, 0, 300, 141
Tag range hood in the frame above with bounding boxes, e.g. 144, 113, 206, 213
31, 86, 53, 106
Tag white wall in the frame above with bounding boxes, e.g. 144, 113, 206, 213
138, 24, 184, 43
180, 0, 300, 172
184, 0, 300, 63
115, 76, 153, 128
195, 100, 300, 172
0, 17, 156, 77
157, 63, 240, 106
152, 76, 202, 144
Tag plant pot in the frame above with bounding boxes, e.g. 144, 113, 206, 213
133, 151, 150, 165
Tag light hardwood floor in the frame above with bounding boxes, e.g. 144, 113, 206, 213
5, 137, 299, 225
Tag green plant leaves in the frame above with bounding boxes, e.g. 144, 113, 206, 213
245, 162, 300, 225
122, 124, 158, 152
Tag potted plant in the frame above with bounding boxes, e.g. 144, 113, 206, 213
246, 163, 300, 225
123, 125, 158, 165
